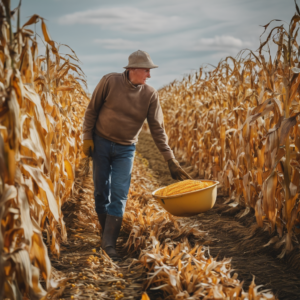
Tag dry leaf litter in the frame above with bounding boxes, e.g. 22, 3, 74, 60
48, 153, 276, 300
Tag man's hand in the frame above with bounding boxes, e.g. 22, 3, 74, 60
168, 158, 192, 181
83, 139, 94, 156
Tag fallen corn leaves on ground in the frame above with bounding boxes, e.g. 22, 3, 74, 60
136, 130, 300, 300
155, 180, 214, 197
48, 157, 147, 300
49, 147, 278, 300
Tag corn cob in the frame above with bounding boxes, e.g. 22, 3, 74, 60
155, 180, 214, 197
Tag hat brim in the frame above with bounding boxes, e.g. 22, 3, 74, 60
124, 64, 158, 69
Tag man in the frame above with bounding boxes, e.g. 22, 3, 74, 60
82, 50, 190, 261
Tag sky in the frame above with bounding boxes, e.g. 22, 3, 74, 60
11, 0, 297, 93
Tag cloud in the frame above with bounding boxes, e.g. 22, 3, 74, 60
58, 7, 184, 34
51, 0, 294, 92
94, 38, 140, 50
192, 35, 252, 52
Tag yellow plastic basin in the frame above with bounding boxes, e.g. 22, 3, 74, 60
152, 180, 219, 217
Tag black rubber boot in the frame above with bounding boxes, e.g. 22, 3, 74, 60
102, 214, 123, 261
97, 213, 107, 234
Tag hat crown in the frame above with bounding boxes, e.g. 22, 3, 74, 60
124, 50, 158, 69
129, 50, 150, 64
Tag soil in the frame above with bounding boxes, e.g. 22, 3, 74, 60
136, 130, 300, 300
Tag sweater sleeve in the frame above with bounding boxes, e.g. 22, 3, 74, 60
82, 76, 108, 140
147, 92, 175, 161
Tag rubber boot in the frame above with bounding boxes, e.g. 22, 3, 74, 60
97, 213, 107, 235
102, 214, 123, 261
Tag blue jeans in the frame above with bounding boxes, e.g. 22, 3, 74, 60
92, 134, 135, 218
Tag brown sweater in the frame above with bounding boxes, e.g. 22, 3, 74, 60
82, 71, 174, 161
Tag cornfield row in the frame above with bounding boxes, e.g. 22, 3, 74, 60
0, 1, 89, 298
159, 6, 300, 253
0, 0, 296, 299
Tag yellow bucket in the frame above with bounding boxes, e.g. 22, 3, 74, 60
152, 180, 219, 217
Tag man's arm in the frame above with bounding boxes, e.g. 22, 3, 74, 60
147, 92, 191, 180
146, 92, 175, 161
82, 76, 108, 140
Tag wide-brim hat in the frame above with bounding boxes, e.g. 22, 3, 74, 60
124, 50, 158, 69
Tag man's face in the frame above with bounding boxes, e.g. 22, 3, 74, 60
130, 68, 151, 85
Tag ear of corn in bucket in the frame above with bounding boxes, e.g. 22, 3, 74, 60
155, 179, 214, 197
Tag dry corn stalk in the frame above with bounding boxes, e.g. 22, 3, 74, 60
0, 1, 89, 298
158, 5, 300, 254
155, 180, 214, 197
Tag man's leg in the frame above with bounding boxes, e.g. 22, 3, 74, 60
102, 142, 135, 260
109, 143, 135, 217
92, 135, 111, 233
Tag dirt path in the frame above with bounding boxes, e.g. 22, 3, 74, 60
136, 130, 300, 300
